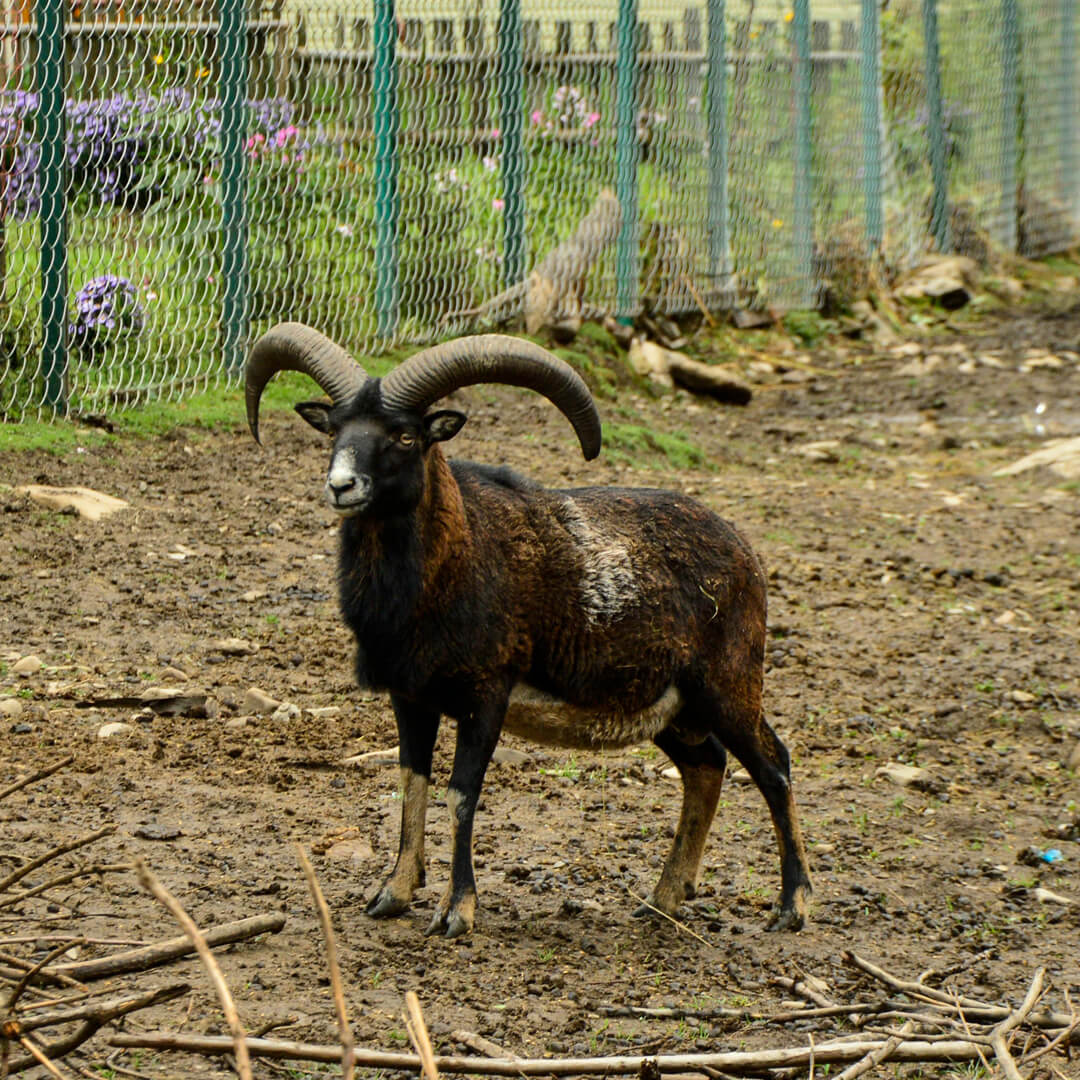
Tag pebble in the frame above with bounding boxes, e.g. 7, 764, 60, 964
243, 687, 281, 715
491, 746, 533, 766
212, 638, 259, 656
224, 717, 249, 731
13, 655, 44, 676
134, 823, 182, 841
0, 698, 25, 719
342, 747, 400, 768
97, 721, 135, 739
11, 722, 33, 734
876, 762, 936, 791
324, 837, 375, 862
160, 666, 190, 682
271, 702, 300, 723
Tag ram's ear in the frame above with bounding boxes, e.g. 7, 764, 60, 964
423, 409, 467, 445
294, 401, 335, 435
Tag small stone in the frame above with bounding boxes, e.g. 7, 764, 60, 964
1032, 887, 1074, 905
240, 589, 267, 603
212, 638, 259, 656
792, 440, 841, 463
876, 762, 936, 790
97, 721, 135, 739
225, 717, 249, 731
134, 823, 182, 841
11, 722, 33, 734
306, 706, 342, 719
271, 702, 300, 723
1009, 689, 1037, 705
0, 698, 25, 719
492, 746, 533, 767
660, 765, 680, 780
324, 837, 375, 862
160, 667, 190, 682
13, 655, 44, 676
243, 687, 281, 715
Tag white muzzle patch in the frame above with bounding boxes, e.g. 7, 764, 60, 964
325, 447, 372, 515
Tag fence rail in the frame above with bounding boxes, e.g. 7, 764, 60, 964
1, 0, 1078, 420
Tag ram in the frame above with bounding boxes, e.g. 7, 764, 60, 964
246, 322, 812, 938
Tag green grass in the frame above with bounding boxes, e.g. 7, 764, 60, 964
603, 422, 708, 471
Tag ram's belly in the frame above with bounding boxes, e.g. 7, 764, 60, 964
503, 684, 683, 750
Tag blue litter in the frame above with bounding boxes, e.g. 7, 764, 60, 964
1040, 848, 1064, 863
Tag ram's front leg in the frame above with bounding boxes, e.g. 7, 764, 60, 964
425, 693, 506, 938
367, 697, 440, 919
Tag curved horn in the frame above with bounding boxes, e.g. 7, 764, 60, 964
380, 335, 602, 460
245, 322, 369, 443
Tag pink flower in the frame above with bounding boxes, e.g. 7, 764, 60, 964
584, 111, 600, 128
491, 127, 501, 138
530, 109, 543, 125
492, 198, 505, 211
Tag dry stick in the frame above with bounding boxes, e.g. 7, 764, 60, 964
832, 1021, 916, 1080
108, 1032, 989, 1074
9, 983, 189, 1035
5, 1024, 98, 1078
0, 757, 74, 803
771, 977, 836, 1011
2, 941, 89, 1011
294, 846, 354, 1080
405, 992, 440, 1080
15, 1036, 70, 1080
10, 913, 286, 986
844, 953, 1073, 1029
0, 936, 147, 948
0, 863, 132, 912
988, 968, 1046, 1080
625, 890, 713, 949
133, 860, 253, 1080
0, 827, 116, 895
451, 1030, 518, 1061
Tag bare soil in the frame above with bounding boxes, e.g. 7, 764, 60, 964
2, 304, 1079, 1077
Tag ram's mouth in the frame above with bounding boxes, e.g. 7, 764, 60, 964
324, 476, 372, 516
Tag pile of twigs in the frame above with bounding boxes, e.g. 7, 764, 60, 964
4, 755, 1079, 1079
0, 756, 284, 1076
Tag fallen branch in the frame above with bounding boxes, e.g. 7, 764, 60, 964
988, 968, 1045, 1080
109, 1032, 988, 1074
0, 863, 132, 913
844, 952, 1073, 1029
0, 828, 116, 896
134, 860, 254, 1080
0, 758, 75, 803
4, 983, 188, 1036
9, 913, 286, 986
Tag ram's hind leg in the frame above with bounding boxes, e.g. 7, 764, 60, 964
637, 727, 727, 917
713, 703, 813, 931
367, 697, 440, 919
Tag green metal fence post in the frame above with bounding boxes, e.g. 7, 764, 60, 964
1061, 0, 1078, 229
498, 0, 525, 288
374, 0, 400, 337
922, 0, 950, 251
1000, 0, 1019, 252
792, 0, 814, 306
36, 0, 68, 413
706, 0, 730, 303
219, 0, 249, 373
859, 0, 883, 255
614, 0, 639, 323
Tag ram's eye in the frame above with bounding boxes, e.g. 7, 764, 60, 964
396, 431, 416, 447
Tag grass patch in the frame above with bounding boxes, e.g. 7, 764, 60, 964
603, 422, 708, 471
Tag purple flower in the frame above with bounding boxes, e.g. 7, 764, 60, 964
68, 274, 145, 359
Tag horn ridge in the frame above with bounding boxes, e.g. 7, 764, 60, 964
245, 322, 369, 443
380, 335, 602, 460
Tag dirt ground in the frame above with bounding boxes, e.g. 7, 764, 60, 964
1, 301, 1079, 1078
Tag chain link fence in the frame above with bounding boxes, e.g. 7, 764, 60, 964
1, 0, 1077, 419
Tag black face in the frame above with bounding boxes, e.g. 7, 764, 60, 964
295, 398, 466, 518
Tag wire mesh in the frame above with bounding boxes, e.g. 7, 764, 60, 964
1, 0, 1078, 420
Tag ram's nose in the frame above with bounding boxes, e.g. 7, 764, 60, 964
325, 453, 372, 514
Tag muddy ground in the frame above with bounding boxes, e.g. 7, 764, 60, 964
1, 301, 1079, 1078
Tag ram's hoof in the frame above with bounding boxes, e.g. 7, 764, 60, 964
424, 909, 472, 938
767, 906, 806, 932
366, 889, 409, 919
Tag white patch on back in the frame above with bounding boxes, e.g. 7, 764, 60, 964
555, 497, 637, 622
505, 683, 682, 749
